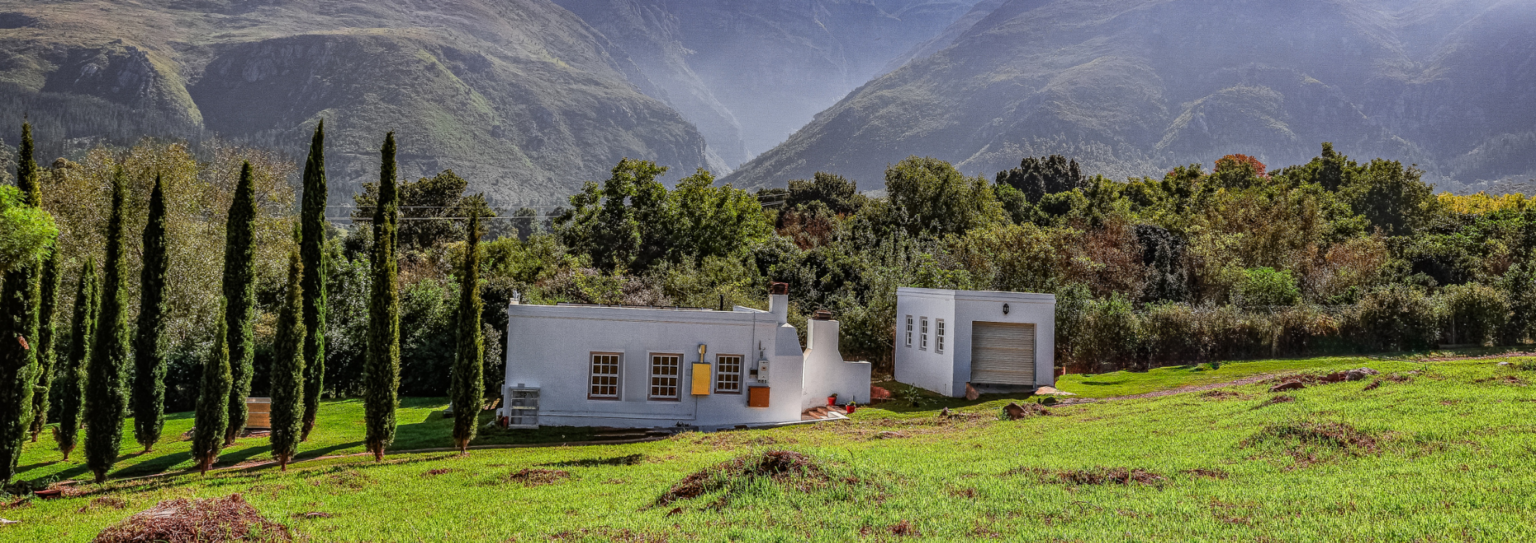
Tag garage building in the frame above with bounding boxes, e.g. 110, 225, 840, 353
893, 287, 1056, 397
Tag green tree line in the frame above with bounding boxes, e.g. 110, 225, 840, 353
4, 124, 1534, 484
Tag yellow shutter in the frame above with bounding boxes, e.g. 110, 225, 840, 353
692, 364, 712, 395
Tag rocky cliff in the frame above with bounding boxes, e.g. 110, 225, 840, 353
0, 0, 713, 204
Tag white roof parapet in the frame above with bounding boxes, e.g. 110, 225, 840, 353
896, 286, 1055, 303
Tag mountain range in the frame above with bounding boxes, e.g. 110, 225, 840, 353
724, 0, 1536, 192
2, 0, 1533, 203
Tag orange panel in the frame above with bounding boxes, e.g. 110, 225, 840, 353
747, 386, 770, 408
692, 364, 712, 395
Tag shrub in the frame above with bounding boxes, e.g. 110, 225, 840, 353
1499, 260, 1536, 345
1077, 293, 1141, 370
1233, 267, 1301, 307
1349, 285, 1438, 351
1438, 282, 1508, 347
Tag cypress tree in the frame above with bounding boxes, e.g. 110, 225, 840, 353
193, 298, 232, 474
56, 260, 95, 460
299, 121, 328, 441
451, 210, 485, 454
269, 247, 306, 470
222, 162, 258, 445
364, 133, 401, 461
29, 249, 60, 442
132, 175, 170, 452
84, 167, 132, 483
0, 122, 44, 483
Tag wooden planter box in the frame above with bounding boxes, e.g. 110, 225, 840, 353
245, 397, 271, 430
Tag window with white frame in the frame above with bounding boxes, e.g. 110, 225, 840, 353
920, 317, 929, 350
715, 355, 743, 394
589, 353, 621, 400
936, 319, 945, 353
649, 354, 681, 401
905, 315, 913, 347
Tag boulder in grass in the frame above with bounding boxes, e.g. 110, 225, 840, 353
1345, 368, 1380, 381
93, 494, 290, 543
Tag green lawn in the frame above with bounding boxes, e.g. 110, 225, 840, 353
5, 354, 1535, 541
1052, 356, 1382, 398
12, 398, 600, 485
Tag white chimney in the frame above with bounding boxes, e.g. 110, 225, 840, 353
806, 312, 840, 357
768, 282, 789, 324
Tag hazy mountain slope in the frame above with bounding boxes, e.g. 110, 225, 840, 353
550, 0, 748, 169
555, 0, 985, 164
0, 0, 712, 204
726, 0, 1536, 191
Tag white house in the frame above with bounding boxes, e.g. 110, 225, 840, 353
894, 287, 1056, 397
497, 285, 870, 430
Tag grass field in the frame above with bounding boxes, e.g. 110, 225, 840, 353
4, 354, 1535, 541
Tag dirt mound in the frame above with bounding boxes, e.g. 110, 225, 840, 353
1007, 467, 1165, 486
862, 520, 921, 537
1002, 402, 1050, 420
504, 468, 570, 486
1181, 468, 1229, 479
1242, 421, 1379, 468
1254, 395, 1295, 409
93, 494, 290, 543
656, 450, 838, 506
540, 454, 644, 468
1201, 390, 1243, 400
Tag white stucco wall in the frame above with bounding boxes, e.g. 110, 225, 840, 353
893, 291, 959, 396
799, 318, 873, 409
895, 288, 1056, 397
501, 296, 806, 429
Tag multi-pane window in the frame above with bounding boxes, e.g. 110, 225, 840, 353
905, 315, 913, 347
920, 317, 929, 350
936, 319, 946, 353
649, 354, 681, 400
589, 353, 621, 400
716, 355, 743, 394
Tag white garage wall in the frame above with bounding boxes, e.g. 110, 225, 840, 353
895, 288, 1057, 397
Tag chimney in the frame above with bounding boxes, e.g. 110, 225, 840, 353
806, 311, 841, 360
769, 282, 789, 324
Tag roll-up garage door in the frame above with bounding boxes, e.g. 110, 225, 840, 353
970, 322, 1036, 385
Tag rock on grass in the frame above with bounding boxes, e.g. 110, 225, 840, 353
92, 494, 290, 543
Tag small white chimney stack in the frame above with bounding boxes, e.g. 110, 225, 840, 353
768, 282, 789, 324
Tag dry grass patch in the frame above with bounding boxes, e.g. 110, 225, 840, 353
1242, 421, 1380, 468
502, 468, 570, 487
655, 450, 852, 507
92, 494, 290, 543
1007, 467, 1166, 486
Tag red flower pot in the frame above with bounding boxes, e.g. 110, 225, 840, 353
826, 396, 837, 406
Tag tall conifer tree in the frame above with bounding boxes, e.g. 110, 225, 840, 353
270, 246, 306, 470
193, 298, 231, 474
29, 249, 60, 442
299, 121, 328, 441
84, 168, 131, 483
57, 260, 96, 461
451, 209, 485, 454
221, 162, 258, 445
364, 133, 401, 461
132, 175, 170, 452
0, 122, 44, 483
